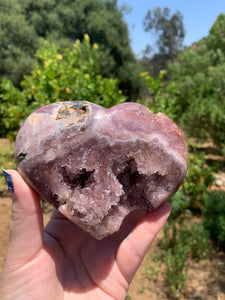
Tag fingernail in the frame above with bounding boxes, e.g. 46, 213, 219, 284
2, 170, 14, 193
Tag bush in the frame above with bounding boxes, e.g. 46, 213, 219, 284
0, 36, 126, 139
141, 15, 225, 156
168, 190, 192, 220
181, 146, 214, 206
166, 15, 225, 156
186, 222, 212, 259
140, 70, 184, 121
161, 220, 211, 298
202, 191, 225, 251
168, 143, 214, 219
162, 221, 189, 298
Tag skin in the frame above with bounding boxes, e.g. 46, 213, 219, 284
0, 170, 171, 300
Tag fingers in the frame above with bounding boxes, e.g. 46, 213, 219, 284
116, 202, 171, 283
3, 170, 44, 268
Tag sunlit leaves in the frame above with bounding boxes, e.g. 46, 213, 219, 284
0, 37, 126, 138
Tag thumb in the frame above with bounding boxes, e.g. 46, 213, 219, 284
2, 170, 44, 267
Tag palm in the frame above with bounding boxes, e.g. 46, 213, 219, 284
41, 209, 146, 300
0, 170, 171, 300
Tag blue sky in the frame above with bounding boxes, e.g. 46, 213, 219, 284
118, 0, 225, 58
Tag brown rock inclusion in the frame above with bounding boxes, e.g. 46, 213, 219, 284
14, 101, 188, 239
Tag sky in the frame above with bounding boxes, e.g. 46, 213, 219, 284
118, 0, 225, 58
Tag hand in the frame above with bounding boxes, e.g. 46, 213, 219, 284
0, 170, 171, 300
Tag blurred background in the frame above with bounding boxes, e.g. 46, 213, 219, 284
0, 1, 224, 299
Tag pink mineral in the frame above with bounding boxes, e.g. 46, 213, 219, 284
14, 101, 188, 239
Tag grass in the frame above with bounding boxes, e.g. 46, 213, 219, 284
137, 283, 146, 294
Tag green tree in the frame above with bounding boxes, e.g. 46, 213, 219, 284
141, 14, 225, 156
167, 16, 225, 155
0, 0, 144, 99
142, 7, 185, 77
0, 0, 39, 85
207, 13, 225, 52
0, 37, 126, 138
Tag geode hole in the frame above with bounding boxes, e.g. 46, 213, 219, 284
61, 167, 95, 189
58, 155, 170, 225
113, 157, 162, 211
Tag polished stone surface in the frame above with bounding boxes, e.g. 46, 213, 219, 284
15, 101, 188, 239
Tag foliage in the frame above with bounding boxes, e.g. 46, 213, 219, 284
125, 293, 132, 300
167, 15, 225, 156
137, 283, 146, 294
0, 79, 28, 138
141, 14, 225, 156
168, 190, 192, 220
142, 7, 185, 77
187, 222, 212, 259
143, 7, 185, 57
161, 220, 211, 298
140, 70, 182, 120
143, 259, 161, 282
164, 142, 214, 217
140, 16, 225, 294
142, 46, 225, 155
168, 145, 215, 216
162, 222, 189, 298
207, 13, 225, 52
181, 146, 214, 207
168, 147, 215, 215
0, 0, 39, 86
202, 191, 225, 251
141, 71, 215, 212
0, 37, 126, 139
0, 0, 144, 99
158, 142, 214, 297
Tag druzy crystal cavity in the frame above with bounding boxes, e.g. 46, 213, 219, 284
14, 101, 188, 239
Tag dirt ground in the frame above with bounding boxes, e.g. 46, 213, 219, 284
127, 232, 225, 300
0, 138, 225, 299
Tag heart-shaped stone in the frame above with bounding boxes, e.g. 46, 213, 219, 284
14, 101, 188, 239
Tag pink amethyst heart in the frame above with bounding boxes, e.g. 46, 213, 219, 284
14, 101, 188, 239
